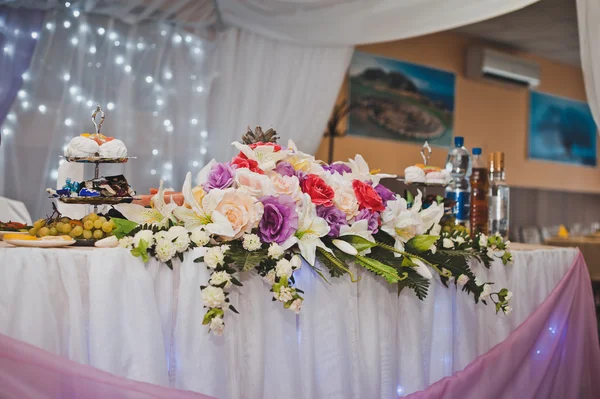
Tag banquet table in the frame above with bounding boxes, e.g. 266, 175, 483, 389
0, 241, 599, 399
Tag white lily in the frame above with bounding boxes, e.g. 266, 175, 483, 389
115, 180, 177, 227
231, 141, 289, 172
347, 154, 396, 186
173, 172, 235, 237
340, 219, 374, 242
410, 190, 444, 235
287, 193, 330, 266
195, 159, 216, 186
380, 197, 420, 254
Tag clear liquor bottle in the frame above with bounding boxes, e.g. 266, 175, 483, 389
488, 152, 510, 239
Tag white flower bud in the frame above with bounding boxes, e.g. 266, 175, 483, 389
332, 239, 358, 255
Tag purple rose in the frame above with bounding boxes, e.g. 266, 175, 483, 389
259, 195, 298, 244
373, 183, 395, 204
274, 161, 296, 177
355, 209, 380, 234
203, 162, 234, 191
317, 205, 348, 237
323, 162, 351, 175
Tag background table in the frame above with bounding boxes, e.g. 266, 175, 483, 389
545, 236, 600, 281
0, 242, 585, 398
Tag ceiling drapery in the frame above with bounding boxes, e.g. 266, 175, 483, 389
216, 0, 541, 45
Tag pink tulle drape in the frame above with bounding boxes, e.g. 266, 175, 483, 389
0, 252, 598, 399
0, 332, 216, 399
407, 252, 600, 399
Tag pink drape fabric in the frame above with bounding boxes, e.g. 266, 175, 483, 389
407, 252, 600, 399
0, 332, 216, 399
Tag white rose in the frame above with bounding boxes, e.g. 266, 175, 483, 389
290, 254, 302, 270
289, 298, 303, 314
190, 228, 210, 247
220, 244, 230, 253
154, 238, 177, 262
333, 189, 360, 220
209, 271, 232, 288
133, 230, 154, 248
264, 269, 276, 285
505, 291, 513, 301
274, 286, 293, 302
504, 306, 513, 315
168, 226, 191, 253
209, 316, 225, 336
269, 173, 301, 200
454, 236, 465, 244
118, 236, 134, 249
478, 233, 488, 247
153, 230, 170, 241
201, 286, 226, 308
480, 284, 492, 301
234, 168, 273, 197
457, 274, 469, 287
442, 238, 454, 249
268, 243, 284, 259
275, 258, 293, 278
242, 233, 262, 251
494, 250, 506, 258
204, 247, 225, 269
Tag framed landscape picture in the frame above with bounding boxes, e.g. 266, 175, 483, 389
528, 91, 597, 167
348, 52, 455, 148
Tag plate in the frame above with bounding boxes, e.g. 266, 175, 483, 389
58, 197, 135, 205
63, 156, 135, 164
4, 238, 76, 248
0, 231, 29, 240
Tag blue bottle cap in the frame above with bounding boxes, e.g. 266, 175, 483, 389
472, 147, 482, 155
454, 136, 464, 147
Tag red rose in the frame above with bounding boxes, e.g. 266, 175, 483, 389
301, 174, 335, 207
249, 142, 282, 152
352, 180, 385, 212
231, 154, 264, 174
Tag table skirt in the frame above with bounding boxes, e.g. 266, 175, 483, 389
0, 245, 586, 398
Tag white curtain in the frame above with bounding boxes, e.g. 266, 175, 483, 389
0, 9, 214, 218
577, 0, 600, 131
217, 0, 541, 46
208, 28, 353, 160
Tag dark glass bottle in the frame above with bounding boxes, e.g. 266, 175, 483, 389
469, 147, 489, 237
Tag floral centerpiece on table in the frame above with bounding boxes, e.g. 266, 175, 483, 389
111, 127, 513, 335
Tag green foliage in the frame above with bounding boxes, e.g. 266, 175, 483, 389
398, 268, 430, 300
111, 218, 139, 238
355, 255, 401, 284
130, 239, 149, 263
226, 240, 268, 271
406, 235, 439, 253
316, 247, 350, 279
338, 235, 377, 253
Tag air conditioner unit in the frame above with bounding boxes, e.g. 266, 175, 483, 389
466, 47, 540, 88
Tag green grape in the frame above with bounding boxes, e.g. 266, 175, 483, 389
82, 230, 93, 240
56, 222, 64, 231
82, 215, 89, 224
83, 220, 94, 230
69, 231, 77, 238
93, 219, 103, 229
98, 216, 107, 224
72, 226, 83, 237
29, 228, 38, 236
101, 222, 113, 233
61, 224, 72, 234
49, 227, 58, 236
38, 227, 50, 237
60, 217, 70, 224
92, 229, 104, 240
33, 219, 45, 229
87, 213, 98, 222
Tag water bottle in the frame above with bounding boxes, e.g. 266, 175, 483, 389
488, 152, 510, 239
469, 147, 489, 237
445, 137, 471, 227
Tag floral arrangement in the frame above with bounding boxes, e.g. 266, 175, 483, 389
112, 127, 513, 335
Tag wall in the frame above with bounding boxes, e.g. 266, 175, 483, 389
315, 31, 600, 194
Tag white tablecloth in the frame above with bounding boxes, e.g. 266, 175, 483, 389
0, 243, 578, 398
